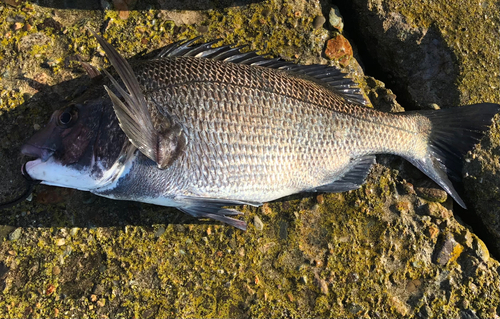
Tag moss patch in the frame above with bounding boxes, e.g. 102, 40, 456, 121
0, 0, 499, 318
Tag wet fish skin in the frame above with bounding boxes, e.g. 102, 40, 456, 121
129, 57, 421, 198
21, 34, 500, 230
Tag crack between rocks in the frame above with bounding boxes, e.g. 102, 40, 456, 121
330, 0, 500, 260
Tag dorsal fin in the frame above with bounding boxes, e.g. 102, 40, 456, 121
156, 38, 368, 105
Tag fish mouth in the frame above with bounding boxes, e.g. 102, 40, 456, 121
21, 162, 41, 183
21, 144, 55, 162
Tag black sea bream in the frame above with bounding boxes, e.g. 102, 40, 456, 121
21, 33, 500, 230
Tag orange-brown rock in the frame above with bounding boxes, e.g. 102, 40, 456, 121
324, 34, 353, 66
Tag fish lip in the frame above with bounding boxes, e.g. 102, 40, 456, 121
21, 162, 41, 183
21, 143, 55, 162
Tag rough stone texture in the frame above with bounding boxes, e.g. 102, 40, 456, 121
0, 0, 499, 318
341, 0, 500, 257
324, 34, 353, 66
342, 0, 499, 109
465, 123, 500, 256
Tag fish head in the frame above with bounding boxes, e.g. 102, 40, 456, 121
21, 96, 128, 191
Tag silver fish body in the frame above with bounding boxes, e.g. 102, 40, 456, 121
105, 57, 421, 201
22, 35, 500, 229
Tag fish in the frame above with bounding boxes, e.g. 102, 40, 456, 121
20, 32, 500, 230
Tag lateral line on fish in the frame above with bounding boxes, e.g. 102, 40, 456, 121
146, 80, 421, 135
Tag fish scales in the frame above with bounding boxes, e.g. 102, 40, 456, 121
131, 57, 424, 201
20, 35, 499, 230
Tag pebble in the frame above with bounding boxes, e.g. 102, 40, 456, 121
473, 237, 490, 262
405, 279, 422, 294
154, 226, 165, 238
46, 285, 56, 296
52, 266, 61, 276
261, 203, 272, 215
112, 0, 130, 20
427, 225, 439, 239
312, 15, 326, 29
389, 296, 408, 316
460, 309, 480, 319
433, 233, 463, 266
70, 228, 79, 236
415, 186, 447, 203
279, 221, 288, 240
316, 194, 324, 204
324, 34, 353, 66
347, 272, 359, 283
402, 181, 416, 195
253, 215, 264, 231
329, 6, 344, 32
196, 25, 208, 33
13, 22, 23, 30
8, 228, 21, 241
423, 202, 450, 220
318, 278, 328, 294
238, 247, 245, 257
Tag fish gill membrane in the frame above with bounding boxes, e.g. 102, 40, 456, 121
7, 32, 500, 230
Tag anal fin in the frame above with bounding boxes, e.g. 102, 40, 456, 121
313, 155, 376, 193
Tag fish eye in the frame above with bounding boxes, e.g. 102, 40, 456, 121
57, 105, 79, 127
60, 112, 71, 124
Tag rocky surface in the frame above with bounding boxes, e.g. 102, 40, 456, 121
0, 0, 499, 317
338, 0, 499, 110
338, 0, 500, 258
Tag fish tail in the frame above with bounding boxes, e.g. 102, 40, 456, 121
405, 103, 499, 208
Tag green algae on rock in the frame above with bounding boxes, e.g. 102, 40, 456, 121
0, 0, 499, 318
343, 0, 499, 109
341, 0, 500, 259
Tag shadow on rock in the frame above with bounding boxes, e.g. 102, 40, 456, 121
6, 0, 264, 11
333, 0, 461, 110
464, 122, 500, 257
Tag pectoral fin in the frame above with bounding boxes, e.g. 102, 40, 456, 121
92, 30, 186, 169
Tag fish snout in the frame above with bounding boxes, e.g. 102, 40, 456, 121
21, 143, 55, 162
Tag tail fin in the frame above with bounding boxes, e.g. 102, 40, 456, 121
406, 103, 499, 208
